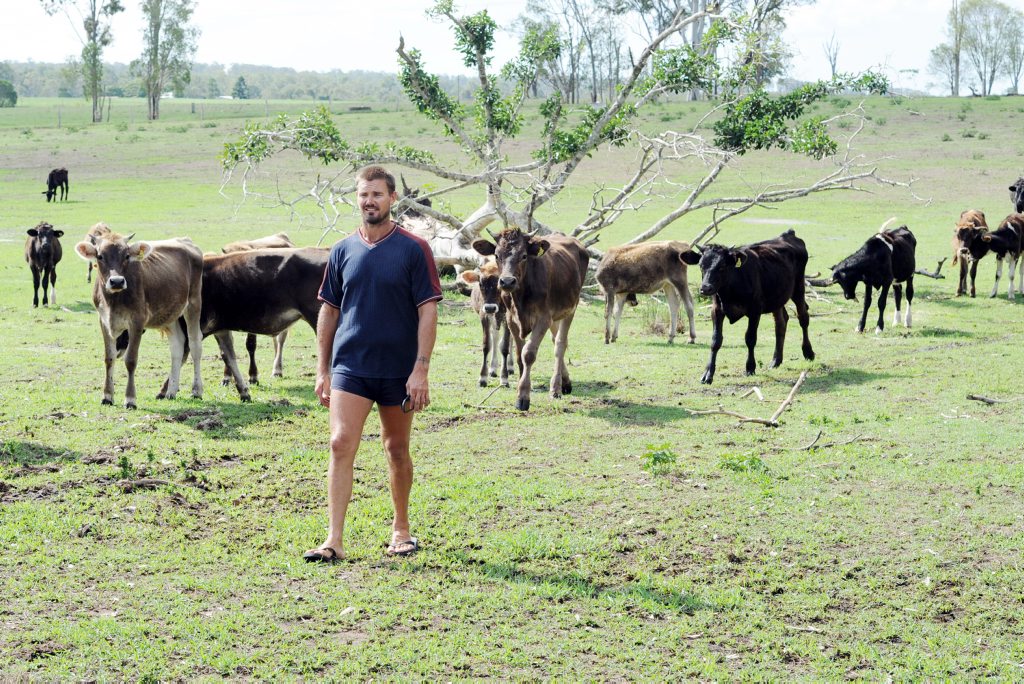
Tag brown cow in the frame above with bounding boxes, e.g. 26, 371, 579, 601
473, 229, 589, 411
595, 240, 697, 345
25, 221, 64, 307
953, 213, 1024, 299
221, 233, 297, 384
952, 209, 990, 297
75, 232, 204, 408
456, 256, 512, 387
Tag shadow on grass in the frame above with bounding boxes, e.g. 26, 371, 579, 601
61, 300, 98, 315
803, 367, 894, 394
139, 398, 310, 439
0, 440, 81, 466
585, 397, 697, 425
914, 327, 974, 338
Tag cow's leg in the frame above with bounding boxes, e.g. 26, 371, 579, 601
246, 333, 259, 385
161, 318, 187, 400
603, 291, 614, 344
123, 326, 145, 410
41, 265, 52, 307
183, 301, 204, 400
101, 327, 117, 406
516, 320, 549, 411
30, 266, 41, 307
990, 256, 1003, 298
215, 331, 252, 402
663, 284, 679, 344
701, 305, 725, 384
892, 283, 903, 326
769, 308, 788, 369
956, 259, 967, 296
498, 320, 511, 387
272, 329, 288, 378
793, 291, 815, 361
969, 260, 979, 298
1007, 256, 1019, 299
743, 313, 761, 375
47, 264, 57, 307
551, 313, 575, 397
904, 277, 914, 327
875, 282, 890, 334
488, 317, 502, 378
478, 316, 492, 387
670, 276, 697, 344
856, 284, 873, 333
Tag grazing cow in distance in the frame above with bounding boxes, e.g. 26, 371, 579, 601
953, 214, 1024, 300
43, 168, 69, 202
952, 209, 991, 297
221, 233, 297, 384
1010, 178, 1024, 213
473, 229, 589, 411
85, 222, 112, 283
75, 232, 204, 408
25, 221, 64, 307
682, 229, 814, 385
831, 221, 917, 333
595, 240, 697, 345
456, 256, 512, 387
172, 247, 329, 402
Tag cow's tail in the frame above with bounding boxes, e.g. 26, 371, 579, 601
878, 217, 897, 234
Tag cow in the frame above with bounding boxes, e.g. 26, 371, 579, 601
952, 209, 991, 297
953, 213, 1024, 300
24, 221, 64, 307
595, 240, 697, 345
173, 247, 329, 402
472, 229, 589, 411
75, 232, 204, 409
85, 222, 112, 283
221, 232, 297, 384
43, 168, 69, 202
681, 229, 814, 385
830, 222, 917, 333
1010, 178, 1024, 213
456, 256, 512, 387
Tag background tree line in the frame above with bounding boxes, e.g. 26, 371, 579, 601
928, 0, 1024, 96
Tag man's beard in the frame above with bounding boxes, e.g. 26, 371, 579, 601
363, 208, 389, 225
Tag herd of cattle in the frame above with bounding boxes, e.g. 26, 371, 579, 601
21, 176, 1024, 411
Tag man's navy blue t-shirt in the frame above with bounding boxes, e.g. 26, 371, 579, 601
318, 224, 442, 379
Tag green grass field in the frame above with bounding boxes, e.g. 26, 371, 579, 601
1, 94, 1023, 679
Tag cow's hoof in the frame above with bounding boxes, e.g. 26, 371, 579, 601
688, 337, 696, 344
874, 327, 882, 335
249, 379, 260, 386
478, 378, 488, 387
804, 349, 815, 361
500, 380, 510, 388
272, 372, 283, 379
125, 402, 137, 410
700, 373, 714, 385
240, 395, 252, 403
515, 398, 530, 411
221, 378, 231, 387
101, 398, 113, 406
562, 381, 572, 395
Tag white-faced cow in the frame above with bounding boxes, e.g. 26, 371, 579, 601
456, 256, 512, 387
953, 213, 1024, 300
25, 221, 64, 308
473, 229, 589, 411
221, 233, 297, 384
682, 229, 814, 385
831, 223, 917, 333
75, 232, 204, 409
43, 168, 69, 202
85, 222, 112, 283
595, 240, 697, 345
952, 209, 991, 297
1010, 178, 1024, 213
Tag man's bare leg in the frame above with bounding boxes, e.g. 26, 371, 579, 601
380, 404, 416, 553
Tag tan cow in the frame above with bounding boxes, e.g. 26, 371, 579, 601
76, 231, 204, 409
456, 256, 512, 387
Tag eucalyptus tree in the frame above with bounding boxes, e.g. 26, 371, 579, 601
41, 0, 125, 123
130, 0, 199, 120
221, 1, 904, 252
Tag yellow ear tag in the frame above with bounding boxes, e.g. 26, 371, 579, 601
735, 256, 743, 268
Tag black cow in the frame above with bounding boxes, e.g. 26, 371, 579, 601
25, 222, 64, 307
831, 224, 917, 333
682, 229, 814, 384
1010, 178, 1024, 213
43, 168, 69, 202
473, 229, 589, 411
953, 214, 1024, 300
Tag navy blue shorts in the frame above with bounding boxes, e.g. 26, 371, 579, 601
331, 372, 407, 407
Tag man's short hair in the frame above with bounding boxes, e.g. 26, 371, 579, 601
356, 165, 396, 194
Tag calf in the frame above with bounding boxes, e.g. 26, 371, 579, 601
75, 232, 204, 408
43, 168, 69, 202
456, 257, 512, 387
953, 214, 1024, 299
595, 240, 697, 344
24, 221, 64, 307
831, 223, 917, 333
682, 229, 814, 385
85, 222, 112, 283
952, 209, 991, 297
1010, 178, 1024, 213
221, 233, 297, 384
473, 229, 589, 411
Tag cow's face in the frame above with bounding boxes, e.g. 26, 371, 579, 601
953, 224, 986, 258
831, 267, 858, 300
694, 245, 742, 296
1010, 180, 1024, 213
458, 258, 502, 314
27, 223, 64, 257
75, 237, 152, 294
473, 231, 548, 292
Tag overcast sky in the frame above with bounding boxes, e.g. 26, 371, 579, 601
0, 1, 990, 95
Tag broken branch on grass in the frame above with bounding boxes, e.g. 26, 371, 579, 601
117, 478, 207, 493
915, 257, 947, 279
737, 386, 764, 401
796, 432, 867, 451
688, 371, 809, 427
967, 393, 1024, 405
769, 371, 809, 424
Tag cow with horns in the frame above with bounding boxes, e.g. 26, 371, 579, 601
472, 228, 589, 411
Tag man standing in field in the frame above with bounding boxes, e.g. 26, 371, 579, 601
304, 164, 442, 562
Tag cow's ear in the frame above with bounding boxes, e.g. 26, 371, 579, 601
130, 241, 153, 261
981, 233, 992, 242
75, 241, 98, 262
733, 253, 744, 268
680, 250, 700, 265
459, 270, 480, 284
472, 239, 495, 256
27, 229, 38, 237
54, 230, 64, 238
528, 239, 549, 257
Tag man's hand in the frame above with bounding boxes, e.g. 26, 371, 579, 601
314, 373, 330, 407
405, 365, 430, 412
